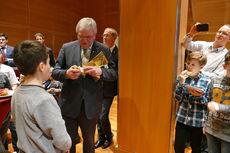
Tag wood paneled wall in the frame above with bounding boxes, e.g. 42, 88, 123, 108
116, 0, 178, 152
0, 0, 119, 59
83, 0, 119, 42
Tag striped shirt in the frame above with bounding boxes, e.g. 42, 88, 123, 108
175, 72, 211, 127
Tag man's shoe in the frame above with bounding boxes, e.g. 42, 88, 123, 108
75, 136, 81, 144
102, 139, 113, 149
94, 140, 105, 148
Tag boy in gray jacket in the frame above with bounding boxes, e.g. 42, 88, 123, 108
205, 51, 230, 153
11, 40, 71, 153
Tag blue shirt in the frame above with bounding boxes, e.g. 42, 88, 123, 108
175, 72, 211, 127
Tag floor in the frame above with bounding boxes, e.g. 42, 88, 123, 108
8, 97, 118, 153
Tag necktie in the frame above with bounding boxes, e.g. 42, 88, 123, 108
1, 47, 5, 54
82, 48, 91, 67
0, 48, 6, 63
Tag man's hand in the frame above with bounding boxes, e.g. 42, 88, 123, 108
189, 23, 200, 36
66, 65, 81, 80
207, 101, 220, 113
83, 66, 102, 77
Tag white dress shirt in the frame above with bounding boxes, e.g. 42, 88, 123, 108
0, 64, 19, 86
183, 35, 228, 79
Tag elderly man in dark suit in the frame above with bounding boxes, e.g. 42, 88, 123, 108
95, 28, 118, 149
0, 33, 14, 67
52, 17, 117, 153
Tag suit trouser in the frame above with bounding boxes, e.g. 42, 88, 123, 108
97, 96, 114, 141
63, 103, 98, 153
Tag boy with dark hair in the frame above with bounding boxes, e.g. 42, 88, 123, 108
174, 51, 211, 153
204, 52, 230, 153
11, 40, 71, 153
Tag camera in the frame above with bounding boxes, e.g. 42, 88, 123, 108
197, 24, 209, 32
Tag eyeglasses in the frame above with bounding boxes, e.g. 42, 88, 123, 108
78, 35, 94, 40
216, 31, 229, 36
103, 34, 111, 38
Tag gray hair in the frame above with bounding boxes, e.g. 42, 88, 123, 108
223, 24, 230, 29
76, 17, 97, 34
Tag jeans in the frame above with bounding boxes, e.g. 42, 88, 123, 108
206, 133, 230, 153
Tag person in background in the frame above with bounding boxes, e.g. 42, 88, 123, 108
0, 72, 12, 153
204, 52, 230, 153
44, 68, 63, 102
52, 17, 117, 153
0, 52, 19, 152
0, 53, 19, 90
183, 23, 230, 79
95, 28, 118, 149
34, 33, 56, 67
174, 51, 211, 153
12, 40, 71, 153
0, 33, 14, 67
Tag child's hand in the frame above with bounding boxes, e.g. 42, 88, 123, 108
203, 127, 206, 135
179, 70, 189, 85
47, 88, 55, 93
207, 101, 219, 113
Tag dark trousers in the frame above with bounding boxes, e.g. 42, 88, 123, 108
97, 96, 114, 141
63, 103, 98, 153
9, 121, 18, 152
4, 120, 18, 152
0, 112, 10, 152
174, 122, 203, 153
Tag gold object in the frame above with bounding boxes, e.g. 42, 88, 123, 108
87, 51, 108, 81
87, 51, 108, 67
73, 51, 108, 80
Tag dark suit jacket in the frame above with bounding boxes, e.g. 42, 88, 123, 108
103, 45, 118, 97
46, 46, 55, 67
2, 45, 14, 67
52, 40, 117, 119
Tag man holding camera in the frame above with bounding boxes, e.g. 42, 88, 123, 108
183, 23, 230, 79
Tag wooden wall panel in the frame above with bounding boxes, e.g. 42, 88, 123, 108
53, 34, 73, 59
117, 0, 178, 152
84, 0, 119, 42
0, 0, 83, 58
0, 0, 28, 26
0, 0, 119, 59
0, 25, 28, 47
